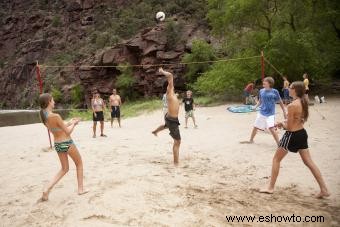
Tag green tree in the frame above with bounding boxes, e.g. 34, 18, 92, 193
51, 87, 62, 102
182, 40, 216, 83
116, 63, 136, 100
71, 84, 84, 107
207, 0, 340, 82
194, 49, 260, 96
165, 20, 183, 50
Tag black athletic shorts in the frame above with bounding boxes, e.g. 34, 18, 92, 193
164, 114, 181, 140
305, 89, 309, 94
279, 128, 308, 153
111, 106, 121, 118
93, 111, 104, 122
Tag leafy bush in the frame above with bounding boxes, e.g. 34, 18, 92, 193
51, 87, 62, 102
207, 0, 340, 83
116, 63, 136, 100
71, 84, 84, 106
194, 62, 250, 96
182, 40, 216, 83
165, 20, 183, 50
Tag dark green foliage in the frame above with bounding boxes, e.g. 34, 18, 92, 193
51, 87, 62, 102
165, 20, 183, 50
116, 64, 136, 100
200, 0, 340, 96
182, 40, 217, 83
71, 84, 84, 106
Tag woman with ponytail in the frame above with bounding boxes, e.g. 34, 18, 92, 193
39, 93, 88, 201
260, 81, 330, 198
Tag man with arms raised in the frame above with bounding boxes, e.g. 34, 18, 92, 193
152, 68, 181, 165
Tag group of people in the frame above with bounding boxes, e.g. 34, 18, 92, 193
37, 68, 329, 202
243, 73, 310, 105
241, 75, 329, 198
91, 89, 122, 138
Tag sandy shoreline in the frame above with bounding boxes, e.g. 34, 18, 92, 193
0, 99, 339, 226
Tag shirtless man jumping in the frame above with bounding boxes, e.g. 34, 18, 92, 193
152, 68, 181, 165
109, 89, 122, 128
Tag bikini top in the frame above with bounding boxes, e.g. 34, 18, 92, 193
92, 98, 103, 108
44, 111, 62, 132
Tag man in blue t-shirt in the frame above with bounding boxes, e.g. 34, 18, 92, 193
241, 77, 287, 145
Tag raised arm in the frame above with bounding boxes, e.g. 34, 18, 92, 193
159, 68, 174, 93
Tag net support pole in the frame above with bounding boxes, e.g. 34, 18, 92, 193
36, 61, 52, 149
261, 51, 265, 81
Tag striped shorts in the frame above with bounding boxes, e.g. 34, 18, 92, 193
54, 139, 74, 153
279, 129, 308, 153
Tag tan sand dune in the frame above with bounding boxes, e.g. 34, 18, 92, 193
0, 99, 339, 226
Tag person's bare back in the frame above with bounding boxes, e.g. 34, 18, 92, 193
286, 100, 304, 130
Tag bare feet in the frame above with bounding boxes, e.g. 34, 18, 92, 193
152, 131, 157, 137
78, 189, 89, 196
240, 140, 254, 144
93, 135, 96, 138
259, 188, 274, 194
315, 191, 330, 199
100, 134, 107, 137
39, 189, 50, 202
184, 126, 188, 129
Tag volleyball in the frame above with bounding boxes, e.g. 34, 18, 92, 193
156, 11, 165, 22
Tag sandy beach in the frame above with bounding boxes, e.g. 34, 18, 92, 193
0, 99, 339, 226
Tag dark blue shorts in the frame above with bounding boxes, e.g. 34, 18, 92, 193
111, 106, 121, 118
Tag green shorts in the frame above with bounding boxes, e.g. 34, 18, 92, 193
54, 140, 74, 152
185, 110, 194, 118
